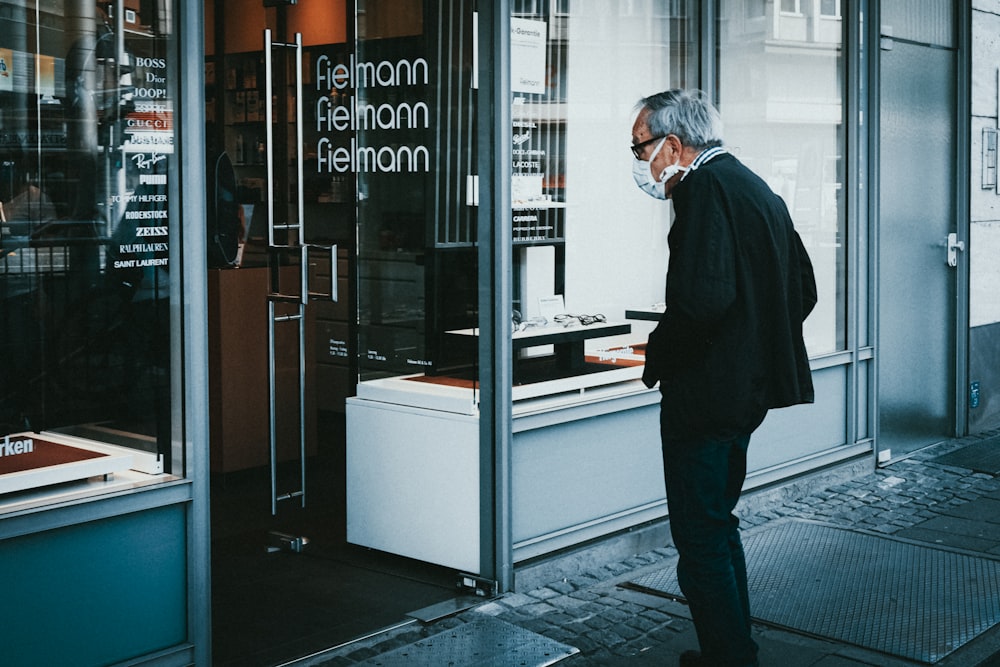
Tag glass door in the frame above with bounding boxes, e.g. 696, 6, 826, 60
206, 3, 460, 665
353, 2, 479, 391
345, 1, 483, 574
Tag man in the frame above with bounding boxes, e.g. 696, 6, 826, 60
632, 89, 817, 667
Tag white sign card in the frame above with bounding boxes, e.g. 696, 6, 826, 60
510, 18, 547, 95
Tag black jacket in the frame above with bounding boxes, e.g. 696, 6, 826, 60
642, 152, 817, 440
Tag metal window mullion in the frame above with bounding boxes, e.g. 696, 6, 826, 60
295, 33, 304, 244
478, 0, 513, 594
264, 29, 275, 247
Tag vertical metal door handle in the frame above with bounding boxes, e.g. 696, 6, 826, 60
946, 232, 964, 267
330, 244, 338, 303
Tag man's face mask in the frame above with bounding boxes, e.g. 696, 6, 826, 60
632, 136, 688, 200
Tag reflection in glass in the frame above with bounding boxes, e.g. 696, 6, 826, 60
509, 0, 696, 387
0, 1, 176, 487
354, 1, 479, 392
718, 0, 845, 355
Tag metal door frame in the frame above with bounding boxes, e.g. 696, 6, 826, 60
869, 0, 971, 462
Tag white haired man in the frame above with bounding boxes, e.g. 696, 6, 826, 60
632, 89, 817, 667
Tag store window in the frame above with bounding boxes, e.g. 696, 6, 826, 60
505, 1, 697, 394
718, 0, 845, 354
353, 1, 480, 407
1, 0, 180, 507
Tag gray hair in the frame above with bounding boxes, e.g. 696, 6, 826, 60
637, 89, 724, 150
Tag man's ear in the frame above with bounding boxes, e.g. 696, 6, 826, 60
664, 134, 684, 158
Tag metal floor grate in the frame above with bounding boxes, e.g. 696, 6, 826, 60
354, 616, 578, 667
930, 436, 1000, 474
629, 519, 1000, 663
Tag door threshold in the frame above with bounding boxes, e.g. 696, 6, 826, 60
407, 595, 485, 623
275, 595, 486, 667
275, 618, 419, 667
877, 439, 951, 467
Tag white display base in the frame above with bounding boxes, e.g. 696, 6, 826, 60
354, 362, 644, 415
0, 433, 134, 495
346, 375, 665, 572
355, 375, 479, 415
346, 399, 480, 573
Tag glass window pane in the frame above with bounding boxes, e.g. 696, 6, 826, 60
507, 1, 697, 393
353, 1, 479, 407
1, 0, 180, 506
718, 0, 846, 355
882, 0, 954, 48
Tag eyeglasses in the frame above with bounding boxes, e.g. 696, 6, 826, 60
554, 313, 607, 327
630, 136, 665, 160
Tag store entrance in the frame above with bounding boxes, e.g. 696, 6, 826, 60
204, 3, 460, 666
876, 4, 961, 461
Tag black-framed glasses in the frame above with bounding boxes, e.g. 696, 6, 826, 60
630, 136, 665, 160
554, 313, 607, 327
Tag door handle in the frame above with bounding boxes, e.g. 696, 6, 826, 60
946, 232, 964, 267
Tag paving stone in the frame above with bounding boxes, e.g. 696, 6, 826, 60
595, 595, 625, 608
526, 586, 561, 600
640, 609, 674, 624
499, 592, 538, 608
612, 622, 644, 641
602, 561, 633, 576
625, 614, 663, 633
588, 627, 628, 647
617, 557, 640, 570
470, 601, 506, 617
579, 601, 609, 615
540, 626, 577, 644
598, 607, 632, 624
548, 594, 594, 612
570, 634, 601, 653
520, 601, 559, 617
517, 617, 554, 634
546, 579, 578, 595
582, 614, 614, 630
569, 590, 602, 602
615, 601, 648, 615
869, 523, 902, 534
647, 621, 687, 641
541, 611, 580, 626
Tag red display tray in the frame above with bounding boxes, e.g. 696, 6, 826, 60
0, 434, 133, 495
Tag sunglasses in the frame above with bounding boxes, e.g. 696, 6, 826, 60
630, 136, 665, 160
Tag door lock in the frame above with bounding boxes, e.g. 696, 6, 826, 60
946, 232, 964, 267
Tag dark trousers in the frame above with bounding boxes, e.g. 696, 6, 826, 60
662, 432, 759, 667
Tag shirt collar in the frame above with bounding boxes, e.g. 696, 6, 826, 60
690, 146, 727, 171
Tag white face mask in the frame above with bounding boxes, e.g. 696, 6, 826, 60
632, 137, 688, 200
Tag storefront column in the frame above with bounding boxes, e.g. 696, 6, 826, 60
178, 0, 211, 661
477, 0, 514, 594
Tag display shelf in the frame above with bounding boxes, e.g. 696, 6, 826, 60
0, 432, 134, 495
625, 305, 665, 321
448, 320, 631, 372
353, 344, 646, 415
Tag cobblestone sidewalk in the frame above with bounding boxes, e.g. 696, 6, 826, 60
306, 429, 1000, 667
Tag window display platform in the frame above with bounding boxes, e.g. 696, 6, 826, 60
0, 431, 165, 510
625, 305, 665, 321
346, 343, 662, 572
354, 342, 646, 415
448, 320, 632, 374
0, 433, 133, 495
